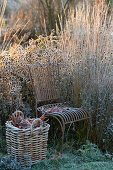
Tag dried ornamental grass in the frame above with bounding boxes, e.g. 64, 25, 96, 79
58, 1, 112, 149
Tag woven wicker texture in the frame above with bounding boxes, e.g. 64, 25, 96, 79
6, 118, 50, 167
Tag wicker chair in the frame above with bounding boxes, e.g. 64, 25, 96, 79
28, 63, 91, 154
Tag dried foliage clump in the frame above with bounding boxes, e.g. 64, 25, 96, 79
0, 34, 62, 125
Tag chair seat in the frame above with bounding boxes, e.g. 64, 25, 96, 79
38, 103, 90, 125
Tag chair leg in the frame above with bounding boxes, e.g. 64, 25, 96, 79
47, 115, 65, 154
61, 125, 65, 154
35, 100, 38, 117
54, 117, 65, 154
87, 118, 91, 139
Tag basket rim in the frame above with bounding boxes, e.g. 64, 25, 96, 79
6, 119, 50, 132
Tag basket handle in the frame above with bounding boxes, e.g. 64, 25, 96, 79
12, 110, 24, 119
31, 118, 43, 133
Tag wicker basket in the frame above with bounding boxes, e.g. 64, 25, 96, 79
6, 117, 50, 167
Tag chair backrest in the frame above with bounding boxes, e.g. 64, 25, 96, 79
28, 63, 60, 104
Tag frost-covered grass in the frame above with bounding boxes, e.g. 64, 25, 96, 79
32, 159, 113, 170
31, 142, 113, 170
31, 153, 113, 170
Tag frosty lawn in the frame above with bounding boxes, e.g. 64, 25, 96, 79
32, 142, 113, 170
32, 152, 113, 170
